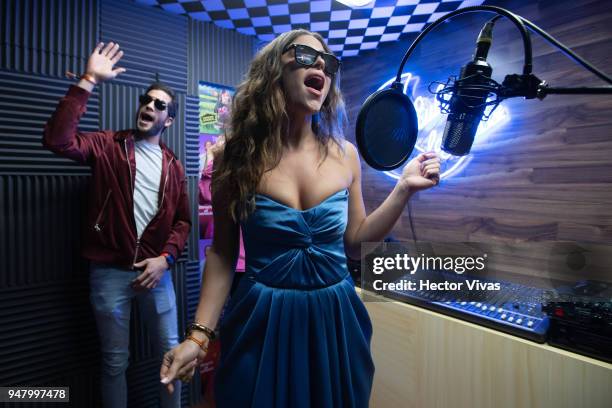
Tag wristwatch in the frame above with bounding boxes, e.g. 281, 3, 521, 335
161, 252, 175, 267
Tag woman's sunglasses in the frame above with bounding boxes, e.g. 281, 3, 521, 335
139, 94, 168, 112
283, 44, 340, 76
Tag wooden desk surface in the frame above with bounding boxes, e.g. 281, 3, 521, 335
357, 289, 612, 408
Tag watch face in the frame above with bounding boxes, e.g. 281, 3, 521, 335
165, 254, 175, 266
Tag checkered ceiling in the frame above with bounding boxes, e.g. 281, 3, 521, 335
136, 0, 486, 58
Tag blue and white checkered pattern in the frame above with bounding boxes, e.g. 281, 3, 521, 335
136, 0, 486, 58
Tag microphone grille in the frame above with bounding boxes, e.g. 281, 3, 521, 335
442, 113, 479, 156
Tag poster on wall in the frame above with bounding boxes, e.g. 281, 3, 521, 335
198, 81, 235, 262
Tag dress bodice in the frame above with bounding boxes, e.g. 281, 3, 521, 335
240, 189, 349, 289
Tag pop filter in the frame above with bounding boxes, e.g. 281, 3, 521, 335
355, 83, 419, 170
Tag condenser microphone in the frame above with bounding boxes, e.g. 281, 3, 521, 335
356, 5, 612, 171
441, 21, 495, 156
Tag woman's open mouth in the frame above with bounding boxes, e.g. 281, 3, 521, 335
304, 74, 324, 96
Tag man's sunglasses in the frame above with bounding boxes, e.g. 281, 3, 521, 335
283, 44, 340, 76
139, 94, 168, 112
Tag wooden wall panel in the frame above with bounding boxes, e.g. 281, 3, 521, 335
341, 0, 612, 277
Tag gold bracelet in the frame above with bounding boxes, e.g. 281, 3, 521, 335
80, 73, 97, 86
187, 322, 217, 341
186, 335, 208, 352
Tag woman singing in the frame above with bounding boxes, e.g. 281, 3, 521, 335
161, 29, 440, 407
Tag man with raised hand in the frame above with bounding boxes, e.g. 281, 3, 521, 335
43, 42, 190, 408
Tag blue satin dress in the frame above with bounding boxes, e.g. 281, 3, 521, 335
214, 189, 374, 407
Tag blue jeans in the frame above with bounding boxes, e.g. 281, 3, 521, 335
90, 263, 181, 408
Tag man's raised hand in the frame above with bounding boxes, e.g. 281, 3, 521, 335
85, 42, 127, 83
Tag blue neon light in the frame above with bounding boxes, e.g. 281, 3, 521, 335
376, 73, 510, 180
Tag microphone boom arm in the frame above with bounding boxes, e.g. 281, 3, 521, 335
397, 6, 612, 99
539, 87, 612, 96
396, 5, 533, 84
500, 73, 612, 100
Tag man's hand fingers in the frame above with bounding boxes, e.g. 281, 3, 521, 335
141, 267, 162, 287
109, 46, 122, 62
101, 42, 114, 56
111, 50, 124, 64
143, 275, 158, 289
105, 42, 118, 57
132, 272, 151, 289
133, 259, 148, 269
148, 279, 160, 290
94, 42, 104, 54
112, 67, 127, 76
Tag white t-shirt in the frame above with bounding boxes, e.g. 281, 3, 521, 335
133, 139, 163, 238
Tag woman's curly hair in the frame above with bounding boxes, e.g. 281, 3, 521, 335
212, 29, 346, 221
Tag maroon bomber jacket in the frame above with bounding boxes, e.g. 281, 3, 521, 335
43, 85, 191, 269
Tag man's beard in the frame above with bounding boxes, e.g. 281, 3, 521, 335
135, 118, 165, 138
